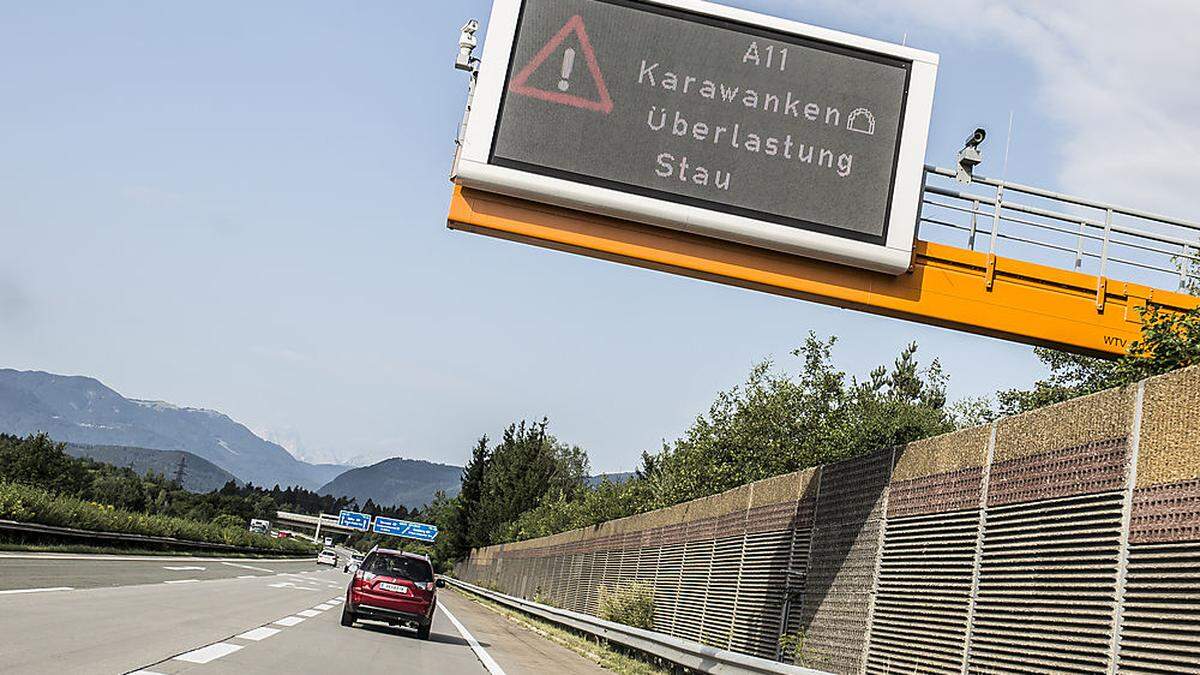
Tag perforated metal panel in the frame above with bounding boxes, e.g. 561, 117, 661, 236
584, 550, 605, 615
865, 510, 977, 674
802, 451, 892, 674
618, 540, 638, 591
969, 491, 1124, 674
702, 533, 744, 647
778, 502, 815, 664
676, 537, 715, 642
1117, 542, 1200, 673
734, 521, 804, 658
656, 541, 685, 635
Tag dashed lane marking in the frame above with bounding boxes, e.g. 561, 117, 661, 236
163, 579, 199, 584
237, 575, 258, 579
439, 603, 507, 675
175, 642, 243, 664
162, 566, 206, 571
128, 670, 166, 675
297, 609, 321, 617
313, 603, 334, 610
236, 626, 281, 641
273, 616, 305, 627
221, 561, 275, 573
0, 587, 73, 595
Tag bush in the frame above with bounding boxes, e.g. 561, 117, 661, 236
211, 513, 245, 531
597, 583, 655, 630
0, 480, 310, 554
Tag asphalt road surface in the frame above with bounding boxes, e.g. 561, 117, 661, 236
0, 551, 608, 675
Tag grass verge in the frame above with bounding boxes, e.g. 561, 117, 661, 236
450, 586, 670, 675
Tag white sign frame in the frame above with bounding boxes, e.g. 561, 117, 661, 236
454, 0, 938, 274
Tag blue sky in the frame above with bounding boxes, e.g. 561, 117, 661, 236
2, 1, 1195, 471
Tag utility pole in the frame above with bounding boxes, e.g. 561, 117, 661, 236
172, 454, 188, 488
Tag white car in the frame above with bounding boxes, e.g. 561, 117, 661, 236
317, 549, 338, 566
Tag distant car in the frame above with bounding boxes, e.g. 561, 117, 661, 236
317, 549, 338, 566
343, 553, 364, 573
341, 547, 444, 640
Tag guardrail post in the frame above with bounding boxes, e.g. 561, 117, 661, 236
1074, 221, 1087, 270
988, 184, 1004, 256
1181, 245, 1194, 292
968, 199, 980, 250
1099, 208, 1114, 279
1097, 209, 1114, 310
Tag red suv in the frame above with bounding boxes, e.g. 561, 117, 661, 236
341, 548, 444, 639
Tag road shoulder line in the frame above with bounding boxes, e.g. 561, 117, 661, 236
439, 602, 508, 675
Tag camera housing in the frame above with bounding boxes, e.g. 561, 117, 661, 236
956, 127, 986, 183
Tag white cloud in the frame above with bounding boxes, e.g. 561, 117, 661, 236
802, 0, 1200, 222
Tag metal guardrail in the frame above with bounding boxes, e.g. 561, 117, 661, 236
444, 576, 830, 675
0, 519, 314, 556
919, 165, 1200, 292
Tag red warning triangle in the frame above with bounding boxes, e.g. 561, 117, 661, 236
509, 15, 614, 114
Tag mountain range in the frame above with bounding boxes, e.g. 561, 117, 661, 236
62, 442, 241, 493
318, 457, 462, 508
0, 369, 345, 490
0, 369, 636, 510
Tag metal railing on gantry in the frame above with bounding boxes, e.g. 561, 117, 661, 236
919, 165, 1200, 293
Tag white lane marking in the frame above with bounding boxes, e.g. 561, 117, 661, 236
297, 609, 321, 617
221, 561, 275, 573
273, 616, 305, 626
164, 579, 199, 584
0, 553, 307, 563
236, 626, 281, 641
162, 566, 206, 571
175, 642, 243, 664
237, 575, 258, 579
128, 670, 167, 675
268, 581, 318, 590
313, 603, 334, 611
439, 603, 507, 675
328, 598, 343, 603
0, 586, 73, 596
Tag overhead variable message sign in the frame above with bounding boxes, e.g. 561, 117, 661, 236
372, 517, 439, 543
337, 510, 371, 532
455, 0, 937, 273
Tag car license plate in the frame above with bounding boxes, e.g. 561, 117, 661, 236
379, 582, 409, 594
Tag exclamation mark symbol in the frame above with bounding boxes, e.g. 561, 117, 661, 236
558, 47, 576, 92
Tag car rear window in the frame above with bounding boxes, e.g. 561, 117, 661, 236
362, 553, 433, 582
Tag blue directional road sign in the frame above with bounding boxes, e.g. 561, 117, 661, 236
372, 517, 438, 543
337, 510, 371, 532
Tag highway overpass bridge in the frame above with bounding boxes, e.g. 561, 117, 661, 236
274, 511, 359, 542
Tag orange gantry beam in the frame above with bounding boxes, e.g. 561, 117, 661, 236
447, 186, 1199, 357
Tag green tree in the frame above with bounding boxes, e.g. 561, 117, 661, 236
0, 434, 90, 495
469, 419, 588, 549
492, 335, 958, 544
451, 437, 489, 557
642, 335, 953, 507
